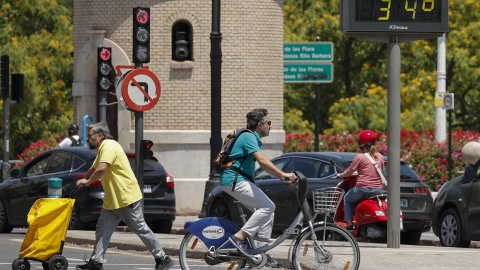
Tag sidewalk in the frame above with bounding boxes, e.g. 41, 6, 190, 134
65, 216, 480, 270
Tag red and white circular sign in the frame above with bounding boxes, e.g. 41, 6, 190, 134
443, 93, 454, 110
121, 68, 161, 111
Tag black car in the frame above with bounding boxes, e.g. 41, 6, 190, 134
432, 160, 480, 247
204, 152, 433, 244
0, 147, 175, 234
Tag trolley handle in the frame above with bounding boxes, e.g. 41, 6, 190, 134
69, 185, 84, 198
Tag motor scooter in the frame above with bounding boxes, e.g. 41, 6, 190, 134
333, 174, 402, 242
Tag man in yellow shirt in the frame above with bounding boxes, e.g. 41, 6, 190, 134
75, 122, 173, 270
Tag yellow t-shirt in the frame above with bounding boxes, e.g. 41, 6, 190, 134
93, 139, 143, 210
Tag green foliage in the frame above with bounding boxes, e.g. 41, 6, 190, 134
284, 108, 313, 135
284, 130, 480, 191
0, 0, 74, 157
326, 72, 437, 134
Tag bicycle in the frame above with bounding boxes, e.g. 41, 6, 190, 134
178, 171, 360, 270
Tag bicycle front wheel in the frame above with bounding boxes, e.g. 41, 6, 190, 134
179, 232, 247, 270
292, 223, 360, 270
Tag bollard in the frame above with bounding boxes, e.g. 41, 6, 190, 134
48, 178, 62, 198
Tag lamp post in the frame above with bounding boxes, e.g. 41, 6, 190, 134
210, 0, 222, 178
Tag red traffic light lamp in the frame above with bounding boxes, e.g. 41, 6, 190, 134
133, 7, 150, 64
141, 140, 154, 159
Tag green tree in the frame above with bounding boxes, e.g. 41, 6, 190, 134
0, 0, 73, 157
284, 108, 313, 135
441, 1, 480, 131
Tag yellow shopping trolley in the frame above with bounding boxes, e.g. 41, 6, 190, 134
12, 198, 75, 270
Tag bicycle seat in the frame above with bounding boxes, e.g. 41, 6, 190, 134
357, 190, 387, 204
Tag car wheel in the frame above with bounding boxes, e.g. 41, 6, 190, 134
438, 208, 471, 248
400, 231, 422, 245
209, 199, 232, 221
68, 206, 87, 230
0, 198, 14, 233
150, 220, 173, 234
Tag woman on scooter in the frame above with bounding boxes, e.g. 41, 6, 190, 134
336, 130, 386, 230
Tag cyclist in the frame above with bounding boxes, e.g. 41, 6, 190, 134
336, 130, 386, 230
220, 108, 296, 267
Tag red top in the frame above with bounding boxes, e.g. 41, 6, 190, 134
349, 153, 385, 189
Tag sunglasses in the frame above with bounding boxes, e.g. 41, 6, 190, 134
264, 121, 272, 126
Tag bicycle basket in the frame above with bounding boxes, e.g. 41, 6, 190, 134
312, 187, 345, 214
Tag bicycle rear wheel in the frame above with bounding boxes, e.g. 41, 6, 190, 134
179, 232, 247, 270
292, 223, 360, 270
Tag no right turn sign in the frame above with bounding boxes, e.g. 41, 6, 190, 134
443, 93, 454, 110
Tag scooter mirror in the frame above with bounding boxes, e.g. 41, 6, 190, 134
329, 158, 336, 166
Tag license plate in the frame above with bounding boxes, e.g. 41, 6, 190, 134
400, 199, 408, 208
143, 185, 152, 193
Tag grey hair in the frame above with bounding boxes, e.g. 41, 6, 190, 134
86, 122, 113, 139
246, 108, 268, 130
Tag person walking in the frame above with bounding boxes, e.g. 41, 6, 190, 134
221, 108, 297, 267
58, 123, 81, 147
336, 130, 386, 230
75, 122, 173, 270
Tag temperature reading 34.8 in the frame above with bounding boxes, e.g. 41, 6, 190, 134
357, 0, 440, 22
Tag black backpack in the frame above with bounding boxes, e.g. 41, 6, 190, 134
213, 128, 254, 191
69, 136, 81, 147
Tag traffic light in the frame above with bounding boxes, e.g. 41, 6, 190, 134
133, 7, 150, 64
141, 140, 154, 159
1, 55, 9, 100
11, 73, 24, 103
97, 47, 113, 91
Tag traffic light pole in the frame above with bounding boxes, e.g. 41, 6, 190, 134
1, 55, 10, 182
2, 94, 10, 181
135, 109, 144, 199
99, 91, 107, 122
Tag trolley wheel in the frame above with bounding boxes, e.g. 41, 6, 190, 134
48, 255, 68, 270
12, 258, 30, 270
42, 262, 49, 270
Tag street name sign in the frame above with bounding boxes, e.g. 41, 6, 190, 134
284, 63, 333, 83
284, 42, 334, 62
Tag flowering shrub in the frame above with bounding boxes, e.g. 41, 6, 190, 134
284, 129, 480, 191
15, 135, 65, 168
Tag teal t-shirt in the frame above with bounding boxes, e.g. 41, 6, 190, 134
220, 130, 262, 186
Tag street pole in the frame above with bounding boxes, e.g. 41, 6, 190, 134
315, 83, 320, 152
448, 110, 452, 180
134, 61, 145, 203
314, 37, 321, 152
435, 34, 447, 142
387, 40, 401, 249
210, 0, 222, 178
99, 91, 107, 122
1, 55, 10, 182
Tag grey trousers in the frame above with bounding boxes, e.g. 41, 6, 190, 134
221, 180, 275, 242
90, 200, 165, 263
